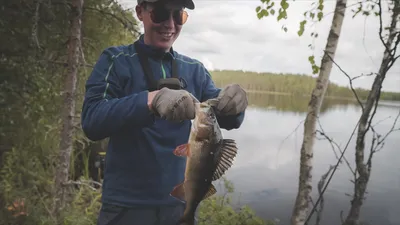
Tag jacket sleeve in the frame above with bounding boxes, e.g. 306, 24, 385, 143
200, 68, 245, 130
81, 49, 155, 141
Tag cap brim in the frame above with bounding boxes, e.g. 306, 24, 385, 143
138, 0, 195, 10
168, 0, 195, 9
184, 0, 195, 9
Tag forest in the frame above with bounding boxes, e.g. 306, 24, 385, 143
0, 0, 399, 225
209, 70, 400, 101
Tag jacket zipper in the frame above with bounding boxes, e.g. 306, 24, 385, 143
160, 58, 166, 79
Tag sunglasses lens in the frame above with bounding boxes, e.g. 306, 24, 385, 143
151, 7, 170, 23
174, 11, 188, 25
151, 6, 188, 25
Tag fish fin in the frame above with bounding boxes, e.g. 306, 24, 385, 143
202, 184, 217, 199
173, 144, 190, 157
212, 139, 238, 181
170, 182, 186, 201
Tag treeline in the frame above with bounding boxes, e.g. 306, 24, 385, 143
246, 92, 357, 114
209, 70, 400, 101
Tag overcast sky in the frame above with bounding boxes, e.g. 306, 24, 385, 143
117, 0, 399, 92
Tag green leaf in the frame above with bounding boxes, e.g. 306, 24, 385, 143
318, 0, 324, 10
308, 55, 315, 64
270, 9, 275, 15
281, 0, 289, 10
262, 9, 269, 17
256, 6, 261, 13
277, 8, 287, 21
257, 12, 263, 19
298, 20, 307, 36
312, 65, 320, 74
317, 11, 323, 21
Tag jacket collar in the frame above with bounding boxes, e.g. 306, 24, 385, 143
135, 34, 175, 60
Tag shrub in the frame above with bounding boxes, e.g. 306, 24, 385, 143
197, 177, 276, 225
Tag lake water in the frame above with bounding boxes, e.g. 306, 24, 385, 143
217, 93, 400, 225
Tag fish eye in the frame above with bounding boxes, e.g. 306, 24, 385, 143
208, 111, 215, 118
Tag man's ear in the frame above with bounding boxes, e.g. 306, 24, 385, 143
136, 5, 144, 21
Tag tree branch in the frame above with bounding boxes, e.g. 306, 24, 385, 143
64, 179, 102, 191
343, 1, 400, 222
38, 59, 94, 68
378, 0, 400, 64
277, 119, 305, 153
31, 0, 43, 49
365, 87, 381, 133
324, 52, 365, 111
84, 6, 140, 36
315, 165, 335, 225
315, 128, 355, 175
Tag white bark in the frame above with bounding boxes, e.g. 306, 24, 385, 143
290, 0, 348, 224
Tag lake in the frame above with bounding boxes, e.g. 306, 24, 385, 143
217, 92, 400, 225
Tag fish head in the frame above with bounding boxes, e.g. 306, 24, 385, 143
192, 101, 217, 140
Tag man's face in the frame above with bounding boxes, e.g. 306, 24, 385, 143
136, 2, 188, 51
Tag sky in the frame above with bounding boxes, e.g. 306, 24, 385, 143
117, 0, 400, 92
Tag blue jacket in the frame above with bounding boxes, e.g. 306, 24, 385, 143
81, 35, 245, 207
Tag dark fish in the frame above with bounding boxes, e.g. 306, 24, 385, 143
170, 98, 238, 225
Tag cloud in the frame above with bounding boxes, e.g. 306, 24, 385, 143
201, 56, 214, 70
117, 0, 400, 92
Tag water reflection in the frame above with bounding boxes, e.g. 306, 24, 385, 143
246, 92, 359, 114
217, 93, 400, 225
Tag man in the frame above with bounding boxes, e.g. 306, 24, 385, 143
81, 0, 248, 224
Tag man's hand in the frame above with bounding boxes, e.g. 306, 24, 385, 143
147, 90, 159, 110
215, 84, 248, 115
149, 88, 196, 121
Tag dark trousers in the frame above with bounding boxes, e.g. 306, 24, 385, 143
97, 203, 197, 225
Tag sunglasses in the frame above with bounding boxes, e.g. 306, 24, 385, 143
148, 5, 189, 25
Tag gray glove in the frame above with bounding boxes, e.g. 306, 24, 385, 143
215, 84, 248, 115
151, 88, 196, 121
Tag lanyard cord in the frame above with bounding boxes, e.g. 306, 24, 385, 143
133, 41, 179, 91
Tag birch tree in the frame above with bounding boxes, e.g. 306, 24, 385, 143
53, 0, 84, 216
291, 1, 347, 224
256, 0, 348, 224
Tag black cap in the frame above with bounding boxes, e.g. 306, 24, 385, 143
137, 0, 195, 9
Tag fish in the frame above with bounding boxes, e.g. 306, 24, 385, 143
170, 98, 238, 225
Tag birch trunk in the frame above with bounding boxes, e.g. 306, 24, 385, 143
53, 0, 83, 215
290, 0, 347, 224
343, 1, 399, 224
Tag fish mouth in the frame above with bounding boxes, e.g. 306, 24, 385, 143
198, 102, 211, 112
